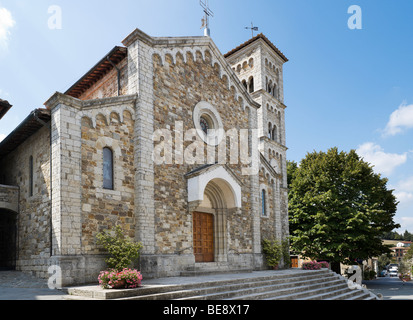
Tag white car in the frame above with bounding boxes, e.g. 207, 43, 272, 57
389, 270, 398, 277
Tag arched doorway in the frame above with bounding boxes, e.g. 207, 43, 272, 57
0, 209, 17, 270
186, 165, 242, 264
193, 179, 237, 263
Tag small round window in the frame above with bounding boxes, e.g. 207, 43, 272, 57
200, 115, 213, 134
193, 101, 224, 146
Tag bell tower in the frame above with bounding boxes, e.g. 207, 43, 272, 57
224, 34, 289, 186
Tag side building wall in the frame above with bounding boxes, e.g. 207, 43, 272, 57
0, 126, 51, 278
45, 93, 138, 285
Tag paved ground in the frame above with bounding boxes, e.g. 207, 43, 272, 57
2, 269, 409, 301
363, 276, 413, 300
0, 269, 320, 300
0, 271, 66, 300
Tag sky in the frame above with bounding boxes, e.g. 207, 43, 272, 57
0, 0, 412, 233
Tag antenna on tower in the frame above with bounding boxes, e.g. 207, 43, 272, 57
200, 0, 214, 37
245, 22, 259, 38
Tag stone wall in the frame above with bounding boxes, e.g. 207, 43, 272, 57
0, 125, 51, 278
45, 92, 138, 285
151, 47, 258, 265
0, 185, 19, 213
78, 58, 129, 100
80, 109, 135, 254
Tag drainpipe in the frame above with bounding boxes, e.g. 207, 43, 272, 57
106, 56, 121, 96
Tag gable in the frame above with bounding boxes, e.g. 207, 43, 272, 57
122, 28, 260, 111
185, 164, 242, 209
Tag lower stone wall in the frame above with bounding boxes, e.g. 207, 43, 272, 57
0, 185, 19, 213
139, 254, 196, 279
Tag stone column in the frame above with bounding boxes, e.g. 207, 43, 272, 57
215, 208, 228, 262
273, 179, 282, 243
48, 95, 84, 285
128, 38, 156, 255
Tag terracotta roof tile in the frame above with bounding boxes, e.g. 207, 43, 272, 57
224, 33, 288, 62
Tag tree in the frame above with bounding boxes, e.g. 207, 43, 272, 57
288, 148, 400, 273
377, 254, 391, 272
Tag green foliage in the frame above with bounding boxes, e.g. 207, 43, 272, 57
96, 225, 143, 272
281, 239, 291, 268
363, 269, 376, 280
262, 238, 283, 267
382, 230, 413, 241
404, 246, 413, 261
288, 148, 400, 266
377, 254, 391, 271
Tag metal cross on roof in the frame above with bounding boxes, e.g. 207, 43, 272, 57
200, 0, 214, 37
245, 22, 259, 38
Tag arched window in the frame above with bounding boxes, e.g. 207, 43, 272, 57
249, 77, 254, 93
29, 156, 34, 197
272, 126, 278, 142
273, 84, 278, 98
103, 147, 114, 190
268, 123, 272, 139
261, 190, 267, 217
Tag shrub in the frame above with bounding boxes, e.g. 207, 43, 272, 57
262, 239, 282, 268
319, 261, 330, 269
302, 261, 322, 270
96, 225, 143, 271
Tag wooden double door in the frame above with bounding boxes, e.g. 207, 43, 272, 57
193, 212, 214, 263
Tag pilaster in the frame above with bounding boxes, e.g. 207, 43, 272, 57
127, 37, 156, 254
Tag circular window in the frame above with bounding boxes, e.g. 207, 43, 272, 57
193, 101, 224, 146
200, 115, 213, 134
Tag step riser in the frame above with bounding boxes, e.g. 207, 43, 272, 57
234, 282, 349, 301
68, 270, 379, 301
110, 271, 331, 299
126, 273, 339, 300
192, 278, 345, 301
132, 277, 347, 301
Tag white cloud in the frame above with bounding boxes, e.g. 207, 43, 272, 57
0, 134, 6, 142
0, 7, 15, 49
397, 176, 413, 192
397, 217, 413, 234
393, 176, 413, 208
384, 103, 413, 136
356, 142, 407, 176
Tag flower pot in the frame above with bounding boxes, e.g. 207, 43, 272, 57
273, 264, 279, 270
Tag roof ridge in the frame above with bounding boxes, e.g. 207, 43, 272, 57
224, 33, 288, 62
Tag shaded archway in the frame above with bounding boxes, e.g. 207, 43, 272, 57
193, 179, 238, 263
0, 209, 17, 270
187, 165, 242, 264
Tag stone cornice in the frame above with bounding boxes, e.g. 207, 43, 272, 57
44, 92, 139, 111
251, 90, 287, 109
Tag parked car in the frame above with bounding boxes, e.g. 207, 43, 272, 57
388, 263, 399, 270
380, 270, 388, 277
389, 270, 398, 277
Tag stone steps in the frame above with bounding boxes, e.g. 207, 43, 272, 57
65, 269, 380, 301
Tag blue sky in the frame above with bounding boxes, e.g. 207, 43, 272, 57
0, 0, 413, 233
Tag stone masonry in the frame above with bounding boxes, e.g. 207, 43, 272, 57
0, 28, 289, 285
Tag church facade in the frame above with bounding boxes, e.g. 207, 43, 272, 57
0, 28, 289, 286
